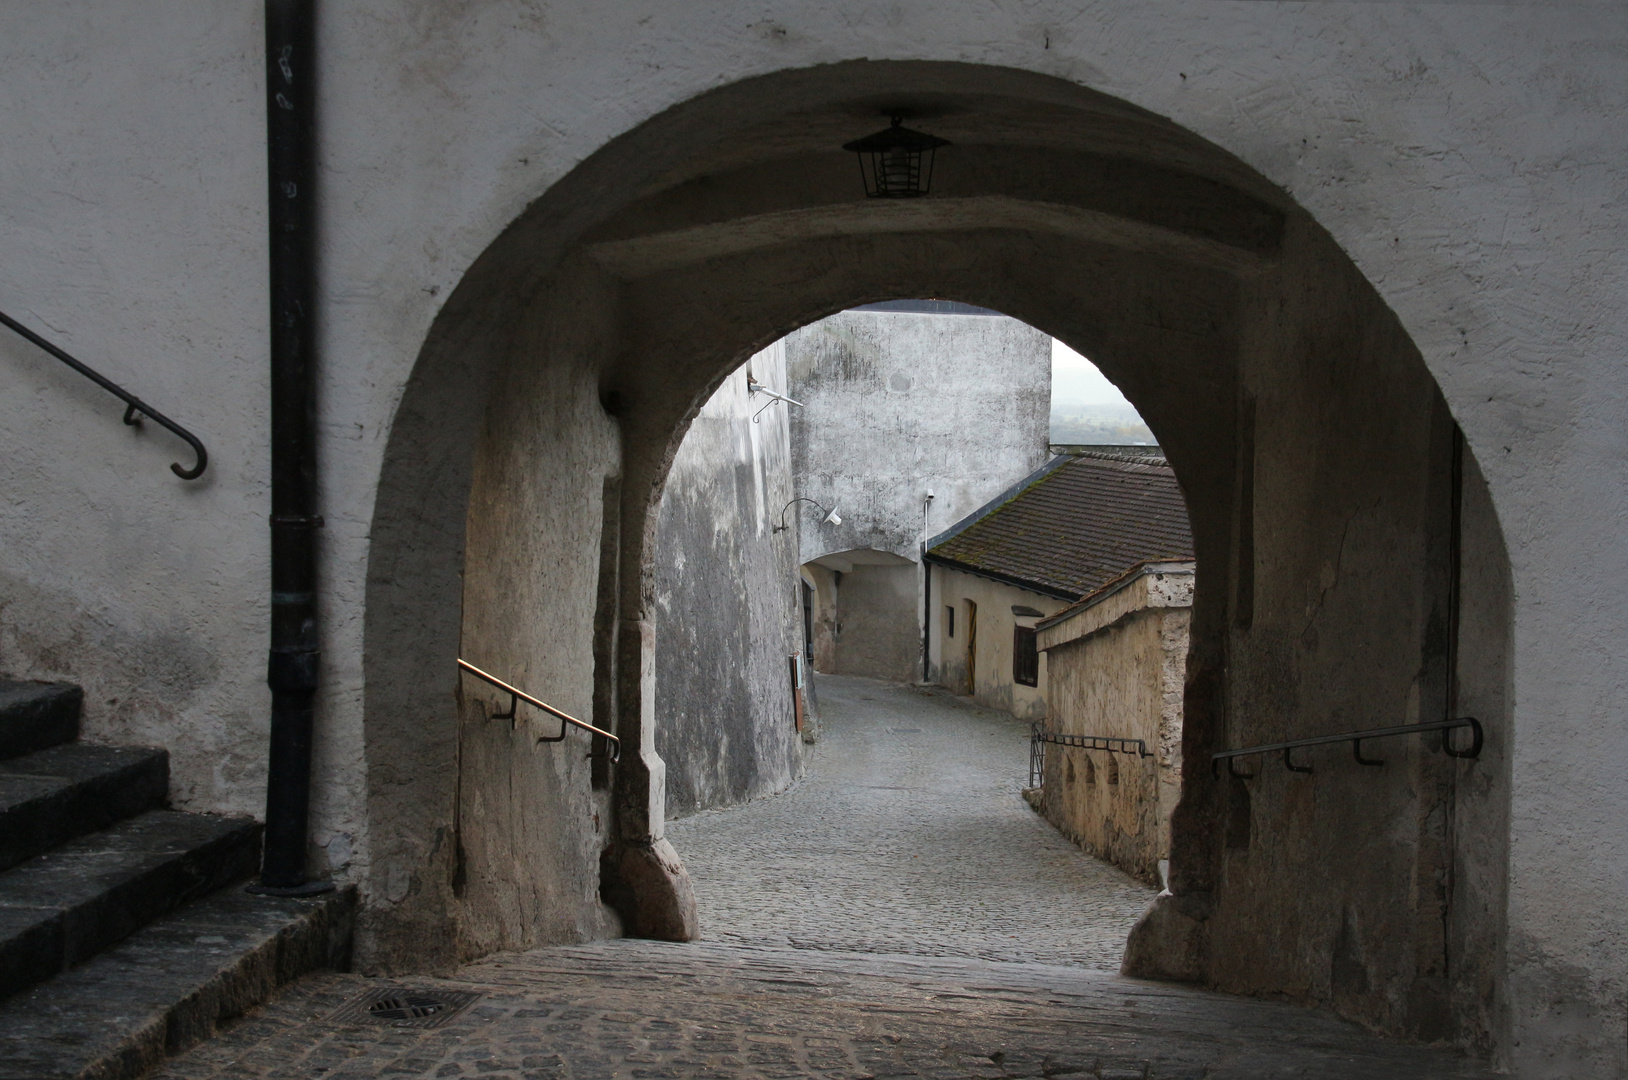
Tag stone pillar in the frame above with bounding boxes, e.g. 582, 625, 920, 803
602, 402, 698, 941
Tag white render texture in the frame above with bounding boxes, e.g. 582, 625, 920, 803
787, 310, 1052, 566
0, 3, 1620, 1074
786, 310, 1049, 685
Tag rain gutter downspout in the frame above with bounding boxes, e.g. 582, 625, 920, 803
921, 491, 934, 683
252, 0, 329, 895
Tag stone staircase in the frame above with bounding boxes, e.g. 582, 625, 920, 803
0, 680, 354, 1079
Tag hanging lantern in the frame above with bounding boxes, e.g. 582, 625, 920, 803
842, 114, 950, 199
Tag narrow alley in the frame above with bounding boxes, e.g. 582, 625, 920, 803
669, 677, 1153, 968
142, 680, 1496, 1080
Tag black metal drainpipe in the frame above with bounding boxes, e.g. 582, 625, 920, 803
252, 0, 329, 896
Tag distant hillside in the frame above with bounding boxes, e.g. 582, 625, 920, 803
1050, 406, 1156, 446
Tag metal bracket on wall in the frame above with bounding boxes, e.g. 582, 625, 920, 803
457, 658, 620, 761
1211, 716, 1483, 779
1, 308, 209, 479
1029, 725, 1151, 787
747, 378, 804, 423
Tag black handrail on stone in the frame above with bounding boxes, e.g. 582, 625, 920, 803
457, 658, 620, 762
1029, 724, 1150, 787
1211, 716, 1483, 779
0, 308, 208, 479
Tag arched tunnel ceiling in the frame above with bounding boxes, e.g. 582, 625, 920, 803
581, 137, 1286, 281
586, 194, 1275, 280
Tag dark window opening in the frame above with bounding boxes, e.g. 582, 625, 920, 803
1013, 625, 1039, 687
944, 604, 955, 638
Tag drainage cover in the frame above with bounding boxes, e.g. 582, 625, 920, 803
330, 987, 481, 1029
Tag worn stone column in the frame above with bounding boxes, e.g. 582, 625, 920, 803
603, 406, 697, 941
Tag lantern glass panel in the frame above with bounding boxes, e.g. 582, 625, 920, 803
843, 116, 949, 199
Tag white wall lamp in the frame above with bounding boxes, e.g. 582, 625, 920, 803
774, 498, 841, 533
748, 377, 805, 424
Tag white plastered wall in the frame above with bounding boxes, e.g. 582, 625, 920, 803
928, 565, 1066, 722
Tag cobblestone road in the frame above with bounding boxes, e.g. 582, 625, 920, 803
668, 676, 1154, 968
152, 941, 1494, 1080
152, 677, 1495, 1079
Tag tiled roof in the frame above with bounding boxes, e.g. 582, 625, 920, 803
925, 453, 1194, 600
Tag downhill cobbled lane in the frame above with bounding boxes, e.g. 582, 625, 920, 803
668, 676, 1154, 968
149, 677, 1496, 1080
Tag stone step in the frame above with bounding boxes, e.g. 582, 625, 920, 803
0, 744, 170, 873
0, 885, 354, 1080
0, 681, 82, 760
0, 809, 261, 1002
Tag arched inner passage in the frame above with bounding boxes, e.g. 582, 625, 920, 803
361, 60, 1512, 1055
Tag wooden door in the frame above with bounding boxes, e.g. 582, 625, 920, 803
965, 599, 978, 695
788, 651, 805, 733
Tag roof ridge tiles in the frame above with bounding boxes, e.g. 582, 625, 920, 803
924, 452, 1194, 600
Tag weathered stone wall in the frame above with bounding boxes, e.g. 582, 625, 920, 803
800, 563, 839, 674
927, 566, 1065, 721
1447, 451, 1513, 1060
813, 561, 919, 683
1132, 217, 1511, 1052
651, 343, 808, 819
1036, 569, 1192, 885
449, 264, 625, 965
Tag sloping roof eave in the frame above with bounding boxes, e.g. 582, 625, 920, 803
922, 552, 1081, 601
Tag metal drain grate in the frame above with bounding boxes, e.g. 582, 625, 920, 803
329, 987, 482, 1029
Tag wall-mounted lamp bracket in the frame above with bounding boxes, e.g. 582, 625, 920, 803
748, 378, 805, 423
774, 497, 841, 533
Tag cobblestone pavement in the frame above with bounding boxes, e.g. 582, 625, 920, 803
667, 676, 1155, 969
151, 941, 1495, 1080
152, 676, 1495, 1079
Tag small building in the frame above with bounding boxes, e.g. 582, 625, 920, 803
924, 451, 1193, 725
788, 303, 1053, 684
1035, 561, 1195, 886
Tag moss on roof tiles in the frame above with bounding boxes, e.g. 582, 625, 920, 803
927, 454, 1194, 600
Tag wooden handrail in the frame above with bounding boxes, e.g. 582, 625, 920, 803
456, 658, 620, 762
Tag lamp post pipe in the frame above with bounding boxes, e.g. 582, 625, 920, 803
258, 0, 326, 893
774, 497, 837, 533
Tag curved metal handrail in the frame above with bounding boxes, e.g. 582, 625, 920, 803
1211, 716, 1482, 778
0, 308, 208, 479
456, 658, 620, 762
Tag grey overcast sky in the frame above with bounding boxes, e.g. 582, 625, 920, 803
1051, 338, 1139, 411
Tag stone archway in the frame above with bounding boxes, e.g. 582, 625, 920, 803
360, 60, 1511, 1055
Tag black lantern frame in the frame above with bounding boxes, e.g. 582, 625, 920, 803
842, 114, 951, 199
